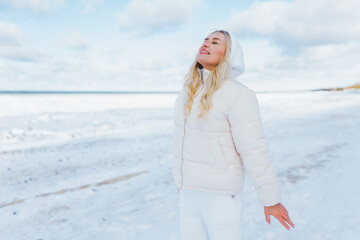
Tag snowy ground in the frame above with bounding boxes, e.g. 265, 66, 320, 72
0, 90, 359, 240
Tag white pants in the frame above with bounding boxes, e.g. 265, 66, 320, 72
178, 188, 243, 240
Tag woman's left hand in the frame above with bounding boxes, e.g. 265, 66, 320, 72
264, 202, 295, 230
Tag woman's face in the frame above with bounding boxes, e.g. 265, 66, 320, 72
196, 31, 226, 71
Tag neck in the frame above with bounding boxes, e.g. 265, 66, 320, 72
200, 68, 210, 85
201, 64, 215, 71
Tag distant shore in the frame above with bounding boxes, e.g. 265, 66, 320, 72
313, 83, 360, 91
1, 84, 359, 94
0, 90, 179, 95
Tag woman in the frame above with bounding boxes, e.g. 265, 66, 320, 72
172, 30, 295, 240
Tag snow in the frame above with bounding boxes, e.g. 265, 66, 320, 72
0, 90, 359, 240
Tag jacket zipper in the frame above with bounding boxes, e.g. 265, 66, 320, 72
178, 85, 202, 194
178, 117, 187, 194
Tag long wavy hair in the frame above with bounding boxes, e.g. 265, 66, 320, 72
183, 30, 232, 119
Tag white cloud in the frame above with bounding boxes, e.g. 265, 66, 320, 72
0, 45, 47, 62
0, 0, 64, 12
221, 0, 360, 91
238, 39, 360, 91
226, 0, 360, 47
116, 0, 202, 36
81, 0, 103, 13
0, 21, 23, 45
59, 31, 89, 50
0, 21, 50, 62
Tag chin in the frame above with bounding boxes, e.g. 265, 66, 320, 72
196, 58, 206, 66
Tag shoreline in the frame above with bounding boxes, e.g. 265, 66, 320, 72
312, 83, 360, 91
0, 83, 359, 95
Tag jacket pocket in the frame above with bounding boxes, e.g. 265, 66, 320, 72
208, 137, 229, 173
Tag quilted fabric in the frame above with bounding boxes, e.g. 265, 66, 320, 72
172, 66, 281, 207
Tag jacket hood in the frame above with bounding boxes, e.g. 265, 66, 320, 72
197, 32, 245, 79
228, 32, 245, 78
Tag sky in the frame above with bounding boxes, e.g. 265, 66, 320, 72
0, 0, 359, 92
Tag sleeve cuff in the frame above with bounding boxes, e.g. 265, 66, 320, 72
256, 180, 282, 207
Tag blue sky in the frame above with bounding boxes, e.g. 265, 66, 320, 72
0, 0, 359, 91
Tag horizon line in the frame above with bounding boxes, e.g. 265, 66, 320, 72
0, 89, 320, 94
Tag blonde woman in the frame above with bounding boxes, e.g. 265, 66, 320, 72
172, 30, 295, 240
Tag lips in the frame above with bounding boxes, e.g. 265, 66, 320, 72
200, 48, 210, 55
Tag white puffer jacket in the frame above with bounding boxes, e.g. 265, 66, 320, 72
172, 33, 281, 207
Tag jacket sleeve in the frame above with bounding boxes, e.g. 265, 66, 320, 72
227, 89, 281, 207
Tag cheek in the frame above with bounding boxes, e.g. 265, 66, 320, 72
213, 49, 225, 63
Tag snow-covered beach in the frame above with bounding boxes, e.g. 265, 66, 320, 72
1, 90, 359, 240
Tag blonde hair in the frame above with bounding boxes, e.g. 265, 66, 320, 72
183, 29, 232, 119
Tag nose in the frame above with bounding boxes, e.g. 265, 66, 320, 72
203, 40, 209, 48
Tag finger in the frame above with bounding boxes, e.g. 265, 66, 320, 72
265, 212, 271, 225
283, 214, 295, 228
281, 212, 293, 225
276, 216, 290, 230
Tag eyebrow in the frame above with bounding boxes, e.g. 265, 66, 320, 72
204, 37, 222, 41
